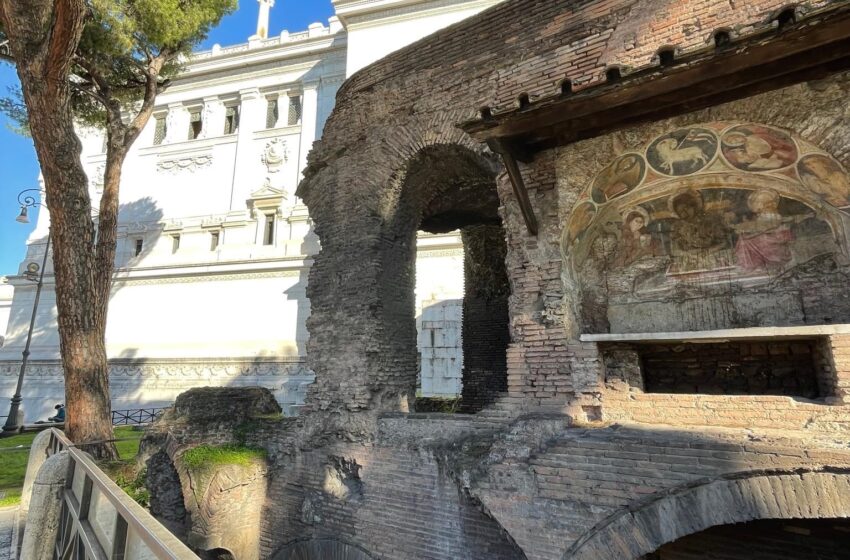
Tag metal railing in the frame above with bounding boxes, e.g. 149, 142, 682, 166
43, 429, 199, 559
111, 407, 170, 426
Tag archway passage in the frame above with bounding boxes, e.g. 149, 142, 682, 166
565, 469, 850, 560
272, 538, 375, 560
404, 145, 510, 413
643, 518, 850, 559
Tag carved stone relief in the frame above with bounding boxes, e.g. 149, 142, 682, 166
157, 154, 214, 174
262, 138, 289, 173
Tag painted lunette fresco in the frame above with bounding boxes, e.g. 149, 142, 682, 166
561, 122, 850, 334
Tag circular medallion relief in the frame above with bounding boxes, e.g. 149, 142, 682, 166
646, 127, 718, 176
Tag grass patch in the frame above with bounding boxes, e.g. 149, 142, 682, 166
182, 445, 267, 471
0, 432, 37, 507
0, 488, 21, 508
0, 426, 145, 508
113, 426, 143, 460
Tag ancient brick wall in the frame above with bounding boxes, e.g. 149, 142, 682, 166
632, 340, 820, 397
256, 441, 525, 560
460, 224, 511, 412
204, 2, 850, 558
300, 0, 837, 421
652, 519, 850, 560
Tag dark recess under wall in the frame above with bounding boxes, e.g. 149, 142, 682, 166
639, 340, 821, 398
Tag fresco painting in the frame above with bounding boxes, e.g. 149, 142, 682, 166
565, 201, 597, 245
646, 127, 718, 176
798, 154, 850, 209
611, 187, 831, 293
591, 154, 645, 203
563, 121, 850, 300
721, 124, 798, 172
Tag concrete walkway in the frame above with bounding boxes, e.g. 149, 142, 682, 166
0, 508, 15, 560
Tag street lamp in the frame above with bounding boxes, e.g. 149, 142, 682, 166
2, 189, 50, 434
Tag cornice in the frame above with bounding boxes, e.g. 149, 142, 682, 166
138, 134, 237, 157
184, 34, 347, 82
336, 0, 499, 28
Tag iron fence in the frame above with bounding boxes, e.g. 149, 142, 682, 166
111, 407, 170, 426
43, 429, 199, 559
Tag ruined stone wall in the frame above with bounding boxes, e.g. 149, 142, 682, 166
299, 0, 831, 421
460, 224, 511, 412
629, 340, 820, 397
257, 442, 525, 560
652, 519, 850, 560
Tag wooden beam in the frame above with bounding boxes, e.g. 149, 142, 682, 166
462, 6, 850, 152
488, 139, 539, 236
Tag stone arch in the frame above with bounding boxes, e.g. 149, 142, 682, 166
563, 468, 850, 560
299, 109, 506, 419
271, 538, 376, 560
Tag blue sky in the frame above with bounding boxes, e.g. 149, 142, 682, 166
0, 0, 334, 276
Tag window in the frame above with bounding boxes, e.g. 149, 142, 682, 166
223, 106, 239, 135
134, 238, 144, 257
210, 231, 220, 251
171, 234, 181, 254
263, 214, 275, 245
287, 95, 302, 126
265, 98, 279, 129
188, 110, 202, 140
153, 115, 167, 145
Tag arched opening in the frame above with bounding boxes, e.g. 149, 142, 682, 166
201, 548, 235, 560
641, 518, 850, 559
392, 144, 510, 413
564, 469, 850, 560
272, 538, 375, 560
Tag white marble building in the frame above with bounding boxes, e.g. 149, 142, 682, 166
0, 0, 503, 421
0, 279, 12, 349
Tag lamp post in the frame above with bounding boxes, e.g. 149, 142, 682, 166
2, 189, 50, 434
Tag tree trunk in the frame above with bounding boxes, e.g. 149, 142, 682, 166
0, 0, 118, 459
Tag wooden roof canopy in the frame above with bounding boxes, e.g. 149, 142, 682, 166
459, 3, 850, 235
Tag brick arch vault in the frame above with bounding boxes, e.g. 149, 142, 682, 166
297, 106, 502, 427
563, 467, 850, 560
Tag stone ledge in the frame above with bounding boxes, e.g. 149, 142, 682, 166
582, 324, 850, 343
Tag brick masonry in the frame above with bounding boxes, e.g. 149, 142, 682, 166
144, 2, 850, 559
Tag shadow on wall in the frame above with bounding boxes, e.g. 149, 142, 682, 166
0, 197, 164, 423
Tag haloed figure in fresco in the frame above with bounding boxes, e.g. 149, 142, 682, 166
731, 189, 803, 274
798, 154, 850, 209
614, 209, 661, 268
721, 125, 798, 172
668, 190, 734, 274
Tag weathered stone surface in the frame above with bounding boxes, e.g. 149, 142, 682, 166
171, 387, 281, 424
147, 2, 850, 559
19, 430, 55, 515
20, 451, 69, 560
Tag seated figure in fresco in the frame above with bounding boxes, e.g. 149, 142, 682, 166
613, 209, 662, 268
732, 189, 808, 274
668, 190, 734, 274
798, 154, 850, 208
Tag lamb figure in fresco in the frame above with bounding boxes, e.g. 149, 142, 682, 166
654, 130, 715, 174
732, 189, 808, 274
